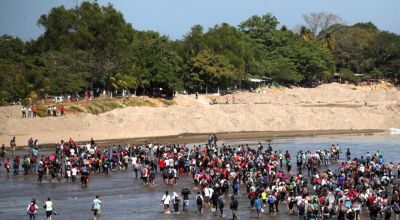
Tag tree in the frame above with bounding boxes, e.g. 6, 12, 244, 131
302, 12, 344, 38
187, 50, 235, 91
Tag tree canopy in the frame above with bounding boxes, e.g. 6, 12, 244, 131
1, 1, 400, 103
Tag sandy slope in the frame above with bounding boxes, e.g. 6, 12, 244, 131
1, 83, 399, 145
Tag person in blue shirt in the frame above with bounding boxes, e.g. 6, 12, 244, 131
378, 156, 384, 164
92, 195, 105, 220
254, 195, 262, 219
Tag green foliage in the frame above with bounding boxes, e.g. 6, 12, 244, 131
365, 68, 383, 80
70, 106, 84, 112
340, 69, 361, 83
160, 100, 175, 106
1, 3, 400, 103
266, 138, 274, 142
187, 50, 236, 89
93, 102, 106, 113
103, 102, 122, 110
88, 106, 99, 114
128, 99, 156, 107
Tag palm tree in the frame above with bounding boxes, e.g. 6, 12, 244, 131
321, 32, 335, 51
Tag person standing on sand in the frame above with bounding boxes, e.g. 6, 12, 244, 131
52, 106, 56, 116
60, 106, 64, 116
21, 106, 26, 118
32, 105, 37, 117
28, 105, 32, 118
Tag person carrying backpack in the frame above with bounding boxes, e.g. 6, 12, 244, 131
196, 192, 204, 213
27, 199, 38, 220
346, 205, 356, 220
141, 166, 148, 185
306, 202, 314, 220
230, 196, 238, 220
298, 197, 308, 220
370, 201, 380, 220
172, 192, 181, 213
338, 201, 347, 220
383, 204, 392, 220
268, 195, 275, 215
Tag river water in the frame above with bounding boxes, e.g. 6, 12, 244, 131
0, 133, 399, 220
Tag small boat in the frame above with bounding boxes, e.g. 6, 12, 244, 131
389, 128, 400, 134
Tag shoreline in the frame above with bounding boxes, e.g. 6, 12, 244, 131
8, 129, 384, 150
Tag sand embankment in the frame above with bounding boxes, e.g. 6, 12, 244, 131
1, 83, 399, 145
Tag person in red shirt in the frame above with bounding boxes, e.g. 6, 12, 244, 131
30, 156, 36, 173
61, 106, 65, 116
159, 159, 165, 172
32, 106, 37, 118
4, 159, 10, 178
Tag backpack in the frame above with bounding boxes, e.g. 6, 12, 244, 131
299, 200, 306, 212
324, 206, 329, 213
385, 206, 392, 215
219, 197, 225, 206
210, 170, 215, 176
331, 206, 337, 215
233, 183, 239, 189
196, 195, 203, 205
175, 196, 180, 203
29, 204, 35, 212
170, 170, 175, 178
141, 169, 147, 176
223, 181, 228, 188
340, 205, 346, 214
307, 204, 313, 213
347, 209, 355, 219
150, 171, 155, 179
289, 184, 294, 190
268, 196, 274, 204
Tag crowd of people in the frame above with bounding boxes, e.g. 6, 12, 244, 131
2, 135, 400, 220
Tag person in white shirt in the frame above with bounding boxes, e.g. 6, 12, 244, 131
204, 186, 213, 208
161, 191, 171, 214
71, 167, 78, 183
27, 199, 38, 218
44, 198, 56, 220
70, 148, 75, 156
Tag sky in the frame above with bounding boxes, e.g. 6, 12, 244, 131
0, 0, 399, 42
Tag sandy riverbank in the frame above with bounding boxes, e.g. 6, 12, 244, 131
1, 83, 399, 146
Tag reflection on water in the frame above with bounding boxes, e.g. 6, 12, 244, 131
0, 133, 399, 220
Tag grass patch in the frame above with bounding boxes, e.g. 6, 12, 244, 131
70, 106, 85, 113
103, 102, 122, 110
87, 106, 99, 115
266, 138, 274, 142
364, 133, 374, 136
160, 100, 176, 106
351, 88, 357, 90
93, 103, 106, 113
128, 99, 156, 107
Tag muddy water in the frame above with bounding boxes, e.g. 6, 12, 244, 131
0, 133, 399, 220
